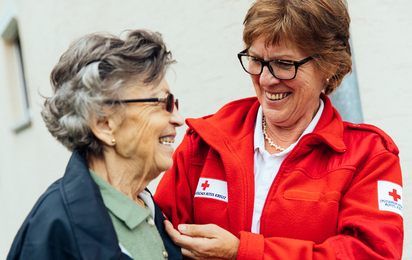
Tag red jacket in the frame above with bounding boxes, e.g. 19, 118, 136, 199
155, 94, 403, 260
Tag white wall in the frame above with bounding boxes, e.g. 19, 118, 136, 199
0, 0, 411, 258
348, 1, 412, 257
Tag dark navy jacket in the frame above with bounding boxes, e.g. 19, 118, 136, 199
7, 151, 182, 260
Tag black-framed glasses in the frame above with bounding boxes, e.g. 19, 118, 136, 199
105, 93, 178, 113
237, 49, 313, 80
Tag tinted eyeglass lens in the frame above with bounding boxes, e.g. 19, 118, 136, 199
165, 94, 179, 113
166, 94, 174, 113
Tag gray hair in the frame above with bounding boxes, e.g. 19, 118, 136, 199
41, 29, 174, 159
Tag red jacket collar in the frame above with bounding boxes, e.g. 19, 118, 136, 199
310, 93, 346, 152
186, 93, 346, 153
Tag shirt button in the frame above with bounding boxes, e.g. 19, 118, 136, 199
147, 217, 155, 227
162, 250, 168, 258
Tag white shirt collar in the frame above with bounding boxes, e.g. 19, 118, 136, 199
138, 189, 156, 219
254, 98, 324, 155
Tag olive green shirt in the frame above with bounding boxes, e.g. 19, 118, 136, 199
89, 170, 168, 260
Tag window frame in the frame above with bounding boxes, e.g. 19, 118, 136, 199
0, 1, 31, 133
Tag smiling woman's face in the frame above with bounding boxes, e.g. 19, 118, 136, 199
248, 36, 326, 129
112, 78, 184, 180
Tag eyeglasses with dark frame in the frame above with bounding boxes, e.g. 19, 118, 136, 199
105, 93, 178, 113
237, 49, 313, 80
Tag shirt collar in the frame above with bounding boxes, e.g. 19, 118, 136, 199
138, 189, 156, 219
89, 169, 155, 230
254, 98, 324, 155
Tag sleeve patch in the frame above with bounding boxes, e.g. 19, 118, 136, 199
378, 180, 403, 217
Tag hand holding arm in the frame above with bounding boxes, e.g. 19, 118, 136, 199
164, 220, 239, 260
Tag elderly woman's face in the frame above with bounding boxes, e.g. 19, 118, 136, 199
248, 36, 325, 128
112, 78, 183, 179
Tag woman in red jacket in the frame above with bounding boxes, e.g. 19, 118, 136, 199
154, 0, 404, 259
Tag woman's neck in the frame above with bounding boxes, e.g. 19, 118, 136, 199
264, 101, 320, 154
87, 150, 153, 205
264, 123, 305, 155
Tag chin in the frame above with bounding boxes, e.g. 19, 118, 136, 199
155, 157, 174, 173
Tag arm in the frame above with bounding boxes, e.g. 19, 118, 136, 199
244, 152, 403, 260
8, 186, 133, 260
7, 203, 81, 260
327, 151, 403, 259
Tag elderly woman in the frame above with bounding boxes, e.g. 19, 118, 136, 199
154, 0, 403, 259
7, 30, 183, 260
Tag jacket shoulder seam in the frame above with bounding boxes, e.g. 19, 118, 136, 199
345, 123, 398, 155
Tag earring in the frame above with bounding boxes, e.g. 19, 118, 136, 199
111, 139, 116, 145
325, 78, 330, 85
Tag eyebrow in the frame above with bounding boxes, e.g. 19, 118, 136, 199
247, 49, 297, 60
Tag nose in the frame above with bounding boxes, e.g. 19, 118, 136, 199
259, 65, 281, 87
170, 103, 184, 127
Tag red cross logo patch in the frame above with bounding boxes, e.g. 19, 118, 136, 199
194, 178, 228, 202
378, 181, 403, 217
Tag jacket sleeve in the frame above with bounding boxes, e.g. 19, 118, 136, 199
7, 191, 82, 260
7, 187, 133, 260
236, 151, 403, 260
155, 133, 197, 227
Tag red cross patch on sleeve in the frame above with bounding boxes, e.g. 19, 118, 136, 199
378, 180, 403, 217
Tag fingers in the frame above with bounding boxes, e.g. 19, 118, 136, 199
165, 220, 198, 258
164, 220, 199, 250
164, 220, 182, 240
178, 223, 219, 238
165, 220, 220, 239
164, 221, 240, 260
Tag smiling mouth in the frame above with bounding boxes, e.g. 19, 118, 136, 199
265, 91, 291, 101
159, 136, 174, 145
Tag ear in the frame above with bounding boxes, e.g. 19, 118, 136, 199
89, 114, 119, 147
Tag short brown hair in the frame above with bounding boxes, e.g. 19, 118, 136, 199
243, 0, 351, 94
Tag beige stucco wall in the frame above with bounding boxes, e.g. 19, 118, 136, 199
0, 0, 411, 258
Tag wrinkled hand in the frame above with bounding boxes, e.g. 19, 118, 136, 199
164, 220, 239, 260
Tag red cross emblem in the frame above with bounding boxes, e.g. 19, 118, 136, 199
389, 189, 401, 202
201, 180, 210, 191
